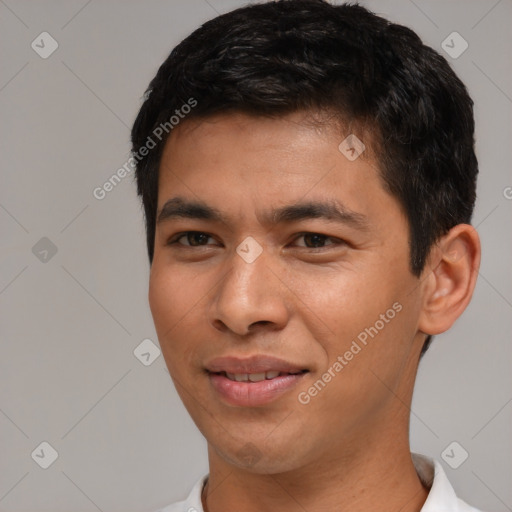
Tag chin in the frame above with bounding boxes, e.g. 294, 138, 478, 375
209, 433, 312, 475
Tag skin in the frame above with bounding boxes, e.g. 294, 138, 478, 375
148, 111, 480, 512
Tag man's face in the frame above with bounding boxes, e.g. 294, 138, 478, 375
149, 111, 426, 473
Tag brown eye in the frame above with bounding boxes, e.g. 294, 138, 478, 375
303, 233, 329, 248
168, 231, 215, 247
294, 233, 341, 248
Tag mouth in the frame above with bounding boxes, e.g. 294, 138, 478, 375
211, 369, 307, 382
205, 355, 309, 406
205, 355, 309, 375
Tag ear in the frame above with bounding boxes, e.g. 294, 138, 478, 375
418, 224, 481, 336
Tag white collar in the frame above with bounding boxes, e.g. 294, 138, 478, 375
412, 453, 481, 511
156, 452, 481, 512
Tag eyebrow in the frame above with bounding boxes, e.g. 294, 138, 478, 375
156, 196, 369, 230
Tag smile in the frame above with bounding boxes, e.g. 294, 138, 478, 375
205, 355, 310, 406
218, 370, 305, 382
208, 372, 308, 407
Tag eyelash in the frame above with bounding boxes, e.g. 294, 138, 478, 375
166, 231, 346, 250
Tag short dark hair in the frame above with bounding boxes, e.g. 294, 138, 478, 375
131, 0, 478, 355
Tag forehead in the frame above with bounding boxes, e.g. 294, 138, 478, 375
164, 110, 371, 154
160, 111, 377, 180
156, 111, 396, 223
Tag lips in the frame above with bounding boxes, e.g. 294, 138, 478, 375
206, 355, 309, 406
222, 370, 304, 382
206, 355, 308, 375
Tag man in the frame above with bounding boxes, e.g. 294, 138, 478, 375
131, 1, 482, 510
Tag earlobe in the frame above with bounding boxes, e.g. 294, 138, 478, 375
418, 224, 481, 336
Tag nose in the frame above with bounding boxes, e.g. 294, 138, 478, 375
207, 246, 290, 336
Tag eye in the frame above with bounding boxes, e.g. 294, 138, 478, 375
292, 233, 345, 249
166, 231, 346, 250
167, 231, 218, 247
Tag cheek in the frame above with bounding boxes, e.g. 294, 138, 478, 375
149, 261, 199, 322
299, 267, 388, 339
331, 286, 421, 397
148, 266, 175, 333
148, 263, 205, 363
307, 263, 417, 370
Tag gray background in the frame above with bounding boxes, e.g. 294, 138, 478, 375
1, 0, 511, 511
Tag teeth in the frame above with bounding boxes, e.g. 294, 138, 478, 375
223, 370, 294, 382
248, 373, 266, 382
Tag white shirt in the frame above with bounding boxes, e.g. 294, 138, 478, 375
154, 453, 483, 512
